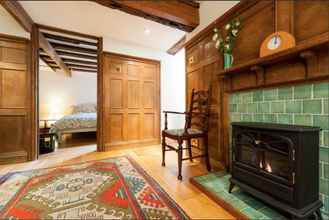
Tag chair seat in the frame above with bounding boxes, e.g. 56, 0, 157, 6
163, 128, 204, 138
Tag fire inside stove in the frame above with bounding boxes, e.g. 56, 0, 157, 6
259, 161, 273, 173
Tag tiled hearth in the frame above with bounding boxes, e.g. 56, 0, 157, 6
229, 82, 329, 217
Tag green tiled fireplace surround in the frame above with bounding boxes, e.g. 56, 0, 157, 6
229, 82, 329, 217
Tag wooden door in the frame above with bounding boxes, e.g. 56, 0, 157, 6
102, 53, 160, 149
0, 34, 32, 164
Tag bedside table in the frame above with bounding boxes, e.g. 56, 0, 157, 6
39, 127, 56, 154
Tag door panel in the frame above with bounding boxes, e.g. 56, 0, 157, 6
2, 70, 26, 108
103, 53, 160, 148
0, 35, 30, 164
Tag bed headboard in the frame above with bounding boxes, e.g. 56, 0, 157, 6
67, 103, 97, 114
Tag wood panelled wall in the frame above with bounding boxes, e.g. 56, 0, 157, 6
185, 0, 329, 168
102, 53, 160, 149
0, 34, 33, 164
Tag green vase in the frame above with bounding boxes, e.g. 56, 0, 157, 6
223, 53, 234, 69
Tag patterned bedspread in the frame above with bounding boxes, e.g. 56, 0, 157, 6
50, 113, 97, 134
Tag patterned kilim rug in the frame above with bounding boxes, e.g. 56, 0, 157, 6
0, 156, 189, 220
190, 172, 288, 220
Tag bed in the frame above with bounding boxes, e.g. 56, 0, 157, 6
50, 103, 97, 143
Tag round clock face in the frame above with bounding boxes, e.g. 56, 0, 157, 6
267, 35, 282, 50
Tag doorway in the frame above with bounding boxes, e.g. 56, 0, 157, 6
35, 25, 102, 156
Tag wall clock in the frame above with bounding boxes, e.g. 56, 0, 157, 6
259, 0, 296, 57
260, 31, 296, 57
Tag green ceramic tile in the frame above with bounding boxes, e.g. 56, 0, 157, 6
253, 90, 264, 102
303, 99, 322, 114
242, 92, 253, 104
320, 179, 329, 195
324, 99, 329, 114
322, 212, 329, 219
254, 114, 264, 122
271, 101, 285, 113
278, 87, 293, 100
242, 114, 253, 122
323, 196, 329, 214
264, 114, 277, 123
314, 83, 329, 98
278, 114, 293, 124
294, 114, 312, 126
294, 84, 312, 99
230, 113, 241, 122
263, 89, 278, 101
320, 147, 329, 163
314, 115, 329, 130
324, 131, 329, 147
244, 198, 265, 210
247, 103, 257, 113
258, 103, 270, 113
238, 104, 247, 113
241, 207, 264, 219
229, 104, 237, 113
324, 164, 329, 180
286, 101, 302, 113
259, 207, 286, 220
320, 163, 324, 178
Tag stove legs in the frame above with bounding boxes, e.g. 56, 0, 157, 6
315, 209, 323, 220
228, 181, 235, 193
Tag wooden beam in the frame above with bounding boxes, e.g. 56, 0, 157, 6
51, 42, 98, 55
167, 35, 186, 55
40, 56, 57, 72
91, 0, 199, 32
56, 51, 97, 60
0, 0, 34, 32
43, 33, 98, 47
62, 58, 97, 66
71, 68, 97, 73
66, 63, 97, 69
39, 32, 72, 76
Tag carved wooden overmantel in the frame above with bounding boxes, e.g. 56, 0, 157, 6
185, 0, 329, 169
218, 32, 329, 92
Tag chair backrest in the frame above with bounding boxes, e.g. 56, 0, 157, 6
186, 87, 211, 132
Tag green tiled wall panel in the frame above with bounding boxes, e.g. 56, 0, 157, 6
229, 82, 329, 216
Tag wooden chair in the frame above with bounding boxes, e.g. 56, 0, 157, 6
162, 88, 212, 180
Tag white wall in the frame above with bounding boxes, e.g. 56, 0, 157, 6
103, 37, 186, 129
186, 1, 239, 41
0, 5, 29, 38
39, 70, 97, 120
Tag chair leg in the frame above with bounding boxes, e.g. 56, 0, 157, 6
204, 136, 211, 172
162, 136, 166, 167
187, 139, 193, 162
177, 139, 183, 180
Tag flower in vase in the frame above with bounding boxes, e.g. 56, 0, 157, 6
232, 29, 238, 37
213, 33, 218, 41
225, 23, 231, 30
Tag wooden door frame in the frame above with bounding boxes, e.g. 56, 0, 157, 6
99, 51, 161, 150
30, 24, 104, 156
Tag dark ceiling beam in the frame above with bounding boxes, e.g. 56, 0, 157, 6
167, 35, 186, 55
43, 33, 98, 47
56, 51, 97, 60
40, 56, 58, 72
91, 0, 199, 32
39, 32, 72, 76
66, 63, 97, 69
71, 68, 97, 73
0, 0, 33, 32
62, 58, 97, 66
51, 42, 98, 55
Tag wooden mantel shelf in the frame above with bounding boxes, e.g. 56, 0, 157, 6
217, 32, 329, 77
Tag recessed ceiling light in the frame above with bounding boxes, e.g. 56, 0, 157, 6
144, 29, 150, 35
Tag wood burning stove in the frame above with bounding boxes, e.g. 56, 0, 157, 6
229, 122, 323, 219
